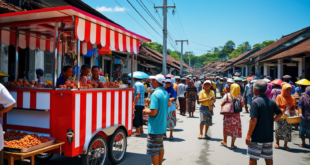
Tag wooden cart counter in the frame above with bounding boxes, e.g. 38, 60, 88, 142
4, 141, 65, 165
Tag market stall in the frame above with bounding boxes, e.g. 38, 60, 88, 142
0, 5, 151, 165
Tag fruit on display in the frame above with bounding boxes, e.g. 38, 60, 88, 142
4, 130, 28, 140
4, 134, 50, 149
7, 79, 120, 89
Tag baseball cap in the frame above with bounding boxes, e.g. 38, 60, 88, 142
203, 80, 212, 85
99, 71, 104, 76
150, 74, 165, 85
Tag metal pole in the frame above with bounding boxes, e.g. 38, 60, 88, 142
15, 29, 19, 80
162, 0, 167, 75
155, 1, 175, 75
76, 40, 80, 88
131, 52, 133, 88
180, 42, 183, 75
53, 22, 58, 89
175, 40, 188, 76
185, 51, 193, 75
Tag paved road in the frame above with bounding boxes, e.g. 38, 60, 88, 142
18, 97, 310, 165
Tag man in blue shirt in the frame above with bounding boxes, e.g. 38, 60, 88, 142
143, 74, 169, 165
56, 66, 73, 88
132, 78, 145, 136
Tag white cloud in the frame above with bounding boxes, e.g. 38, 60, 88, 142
96, 6, 125, 12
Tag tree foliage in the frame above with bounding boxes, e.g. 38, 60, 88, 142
142, 39, 274, 71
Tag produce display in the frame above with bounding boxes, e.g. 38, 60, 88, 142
6, 79, 52, 88
59, 80, 120, 89
4, 134, 50, 149
6, 79, 120, 89
4, 130, 28, 140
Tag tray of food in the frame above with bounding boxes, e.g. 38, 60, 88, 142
4, 134, 55, 153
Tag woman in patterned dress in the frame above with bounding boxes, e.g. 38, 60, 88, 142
274, 83, 297, 150
165, 79, 177, 140
298, 86, 310, 147
186, 80, 198, 117
220, 84, 244, 149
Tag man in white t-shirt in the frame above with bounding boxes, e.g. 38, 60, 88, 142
0, 83, 16, 163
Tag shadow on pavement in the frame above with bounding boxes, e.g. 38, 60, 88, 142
187, 116, 199, 118
202, 138, 222, 142
173, 128, 184, 132
163, 137, 185, 142
229, 147, 247, 155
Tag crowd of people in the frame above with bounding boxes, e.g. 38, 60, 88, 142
131, 72, 310, 165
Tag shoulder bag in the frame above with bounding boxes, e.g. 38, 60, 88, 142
220, 93, 234, 115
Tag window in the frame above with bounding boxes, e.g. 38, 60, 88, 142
44, 51, 53, 77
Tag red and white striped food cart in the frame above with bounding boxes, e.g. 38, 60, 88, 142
0, 5, 150, 165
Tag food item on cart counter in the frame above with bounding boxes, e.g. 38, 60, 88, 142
4, 130, 28, 140
4, 134, 50, 149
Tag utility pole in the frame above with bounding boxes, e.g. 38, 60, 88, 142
185, 51, 193, 74
175, 40, 188, 76
155, 0, 175, 75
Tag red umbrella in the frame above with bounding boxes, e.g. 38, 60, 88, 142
166, 74, 174, 78
270, 79, 283, 86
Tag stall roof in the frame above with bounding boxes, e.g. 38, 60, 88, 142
0, 5, 151, 42
260, 37, 310, 62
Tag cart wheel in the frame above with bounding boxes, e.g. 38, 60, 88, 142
108, 129, 127, 164
82, 135, 108, 165
35, 153, 54, 163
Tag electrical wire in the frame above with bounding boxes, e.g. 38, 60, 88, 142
113, 0, 160, 42
126, 0, 163, 38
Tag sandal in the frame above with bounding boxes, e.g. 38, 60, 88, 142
231, 145, 238, 149
284, 146, 291, 151
198, 134, 202, 139
274, 143, 279, 149
221, 141, 227, 146
299, 144, 306, 148
169, 136, 174, 140
131, 133, 141, 137
205, 135, 211, 139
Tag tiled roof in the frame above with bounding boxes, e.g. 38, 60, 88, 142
260, 37, 310, 62
0, 0, 22, 14
238, 26, 310, 64
232, 48, 260, 66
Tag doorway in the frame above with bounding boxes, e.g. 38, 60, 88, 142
104, 60, 111, 76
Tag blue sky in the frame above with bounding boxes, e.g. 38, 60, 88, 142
84, 0, 310, 56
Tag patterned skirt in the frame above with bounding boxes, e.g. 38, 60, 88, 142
200, 106, 213, 126
275, 118, 292, 142
223, 113, 242, 138
167, 111, 177, 129
187, 99, 196, 113
299, 119, 310, 139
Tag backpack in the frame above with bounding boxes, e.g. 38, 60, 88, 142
233, 97, 242, 113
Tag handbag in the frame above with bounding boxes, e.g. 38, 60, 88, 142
220, 93, 234, 115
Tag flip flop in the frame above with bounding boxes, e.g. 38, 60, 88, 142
169, 137, 174, 140
284, 146, 291, 151
221, 141, 227, 146
299, 144, 306, 148
205, 135, 211, 139
198, 135, 202, 139
274, 143, 279, 149
131, 133, 141, 137
231, 145, 238, 149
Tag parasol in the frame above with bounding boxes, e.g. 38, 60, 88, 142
128, 71, 149, 79
0, 71, 9, 77
263, 78, 271, 83
166, 74, 174, 78
295, 79, 310, 86
270, 79, 283, 86
174, 76, 181, 79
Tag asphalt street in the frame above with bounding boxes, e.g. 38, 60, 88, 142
17, 97, 310, 165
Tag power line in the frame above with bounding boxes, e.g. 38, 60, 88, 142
189, 41, 214, 48
113, 0, 160, 42
126, 0, 163, 38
